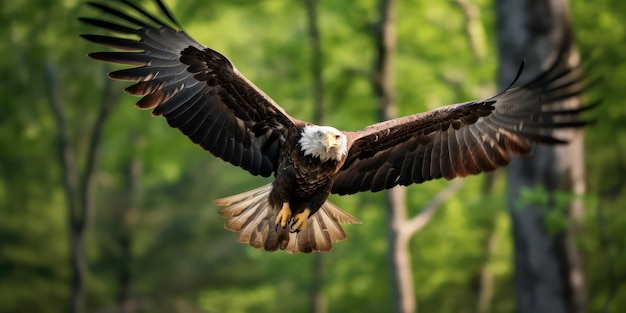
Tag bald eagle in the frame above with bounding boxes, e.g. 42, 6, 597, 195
81, 0, 594, 253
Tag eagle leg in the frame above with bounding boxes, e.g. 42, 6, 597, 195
275, 202, 291, 230
289, 208, 311, 233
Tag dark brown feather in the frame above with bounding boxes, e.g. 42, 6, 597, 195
332, 49, 594, 195
81, 0, 302, 177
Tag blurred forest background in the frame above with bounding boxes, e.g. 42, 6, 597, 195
1, 0, 625, 312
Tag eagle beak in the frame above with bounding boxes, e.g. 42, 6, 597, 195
324, 134, 337, 153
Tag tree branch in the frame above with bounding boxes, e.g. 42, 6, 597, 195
451, 0, 486, 60
45, 59, 120, 313
403, 179, 466, 236
45, 60, 80, 230
78, 64, 119, 232
46, 59, 87, 313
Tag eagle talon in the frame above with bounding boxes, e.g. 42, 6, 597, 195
275, 202, 291, 229
289, 208, 311, 233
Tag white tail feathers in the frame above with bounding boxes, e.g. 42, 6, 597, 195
214, 184, 361, 253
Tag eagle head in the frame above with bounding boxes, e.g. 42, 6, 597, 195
299, 125, 348, 162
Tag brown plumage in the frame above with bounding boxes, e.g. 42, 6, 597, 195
81, 0, 595, 253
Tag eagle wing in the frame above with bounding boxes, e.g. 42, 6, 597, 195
332, 54, 597, 195
81, 0, 300, 177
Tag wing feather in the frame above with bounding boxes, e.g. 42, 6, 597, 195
398, 146, 415, 183
439, 130, 454, 180
454, 128, 474, 177
332, 49, 594, 195
467, 125, 497, 171
420, 139, 434, 181
430, 132, 446, 179
82, 0, 302, 177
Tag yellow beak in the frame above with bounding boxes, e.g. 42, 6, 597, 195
324, 134, 337, 153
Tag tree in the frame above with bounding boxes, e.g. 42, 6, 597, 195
46, 61, 119, 313
371, 1, 465, 312
305, 0, 328, 312
496, 0, 588, 312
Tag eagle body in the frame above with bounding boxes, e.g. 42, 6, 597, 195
270, 128, 341, 217
81, 0, 595, 253
276, 125, 348, 207
216, 124, 357, 252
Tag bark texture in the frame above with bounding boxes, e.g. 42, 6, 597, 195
496, 0, 588, 312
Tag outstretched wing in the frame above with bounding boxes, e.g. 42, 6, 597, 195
332, 53, 597, 195
81, 0, 301, 177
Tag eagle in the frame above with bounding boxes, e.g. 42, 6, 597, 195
81, 0, 594, 253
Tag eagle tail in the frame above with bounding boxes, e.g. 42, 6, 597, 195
214, 184, 361, 253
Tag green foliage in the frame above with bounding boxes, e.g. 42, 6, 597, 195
515, 184, 581, 234
571, 2, 626, 309
0, 0, 624, 312
199, 285, 279, 313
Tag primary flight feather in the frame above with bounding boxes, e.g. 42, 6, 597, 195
81, 0, 595, 253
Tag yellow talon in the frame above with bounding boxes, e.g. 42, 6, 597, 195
275, 202, 291, 229
289, 208, 311, 233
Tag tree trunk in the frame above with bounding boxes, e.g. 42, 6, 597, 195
69, 229, 86, 313
117, 156, 142, 313
496, 0, 588, 312
46, 61, 118, 313
371, 1, 416, 312
305, 0, 327, 312
385, 188, 414, 313
371, 1, 468, 312
305, 0, 325, 126
476, 174, 497, 313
